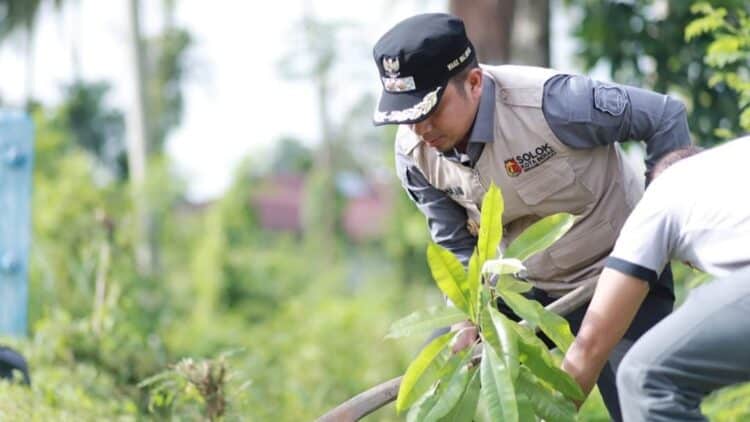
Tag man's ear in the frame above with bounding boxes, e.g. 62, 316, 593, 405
467, 68, 483, 99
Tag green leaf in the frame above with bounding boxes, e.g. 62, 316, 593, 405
690, 2, 715, 15
516, 392, 537, 422
685, 7, 727, 41
705, 36, 746, 67
517, 367, 577, 422
713, 127, 735, 139
397, 331, 454, 413
422, 353, 474, 422
427, 243, 470, 314
480, 344, 518, 422
478, 184, 504, 265
707, 72, 725, 87
741, 107, 750, 132
497, 290, 575, 352
437, 349, 469, 380
386, 306, 468, 339
407, 384, 441, 422
480, 307, 519, 379
496, 275, 533, 294
513, 324, 585, 402
504, 213, 574, 262
466, 250, 481, 321
478, 283, 492, 318
439, 367, 481, 422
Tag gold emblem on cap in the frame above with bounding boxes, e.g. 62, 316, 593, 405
383, 56, 400, 76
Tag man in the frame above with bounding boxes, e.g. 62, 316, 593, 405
373, 13, 691, 420
562, 139, 750, 421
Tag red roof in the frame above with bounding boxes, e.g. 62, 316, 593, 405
251, 174, 392, 241
252, 174, 305, 232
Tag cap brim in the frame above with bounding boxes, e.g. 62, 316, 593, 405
372, 84, 446, 126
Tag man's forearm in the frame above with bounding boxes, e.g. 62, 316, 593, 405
561, 268, 650, 397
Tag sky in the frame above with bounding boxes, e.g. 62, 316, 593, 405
0, 0, 590, 200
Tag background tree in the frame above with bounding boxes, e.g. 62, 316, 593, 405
564, 0, 749, 145
126, 0, 154, 275
449, 0, 515, 64
449, 0, 549, 66
55, 81, 127, 179
0, 0, 65, 106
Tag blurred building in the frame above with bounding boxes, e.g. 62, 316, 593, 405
252, 173, 392, 242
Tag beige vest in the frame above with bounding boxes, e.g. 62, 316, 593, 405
397, 65, 643, 295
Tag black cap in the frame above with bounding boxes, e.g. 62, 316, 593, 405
0, 346, 30, 385
372, 13, 475, 126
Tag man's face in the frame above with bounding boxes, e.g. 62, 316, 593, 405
410, 70, 482, 152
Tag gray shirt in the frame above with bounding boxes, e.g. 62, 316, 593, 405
607, 137, 750, 288
395, 73, 691, 264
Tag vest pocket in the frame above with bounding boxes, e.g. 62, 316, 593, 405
514, 159, 581, 206
548, 219, 616, 270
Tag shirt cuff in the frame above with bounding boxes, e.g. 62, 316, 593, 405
605, 256, 658, 284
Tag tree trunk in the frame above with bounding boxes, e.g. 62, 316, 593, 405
299, 3, 338, 261
449, 0, 515, 64
126, 0, 156, 276
450, 0, 550, 67
510, 0, 550, 66
24, 27, 35, 108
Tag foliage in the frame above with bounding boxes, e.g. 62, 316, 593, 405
55, 80, 127, 178
13, 3, 750, 421
702, 382, 750, 421
388, 184, 583, 421
145, 26, 193, 153
0, 0, 64, 41
564, 0, 750, 145
687, 2, 750, 136
139, 351, 245, 421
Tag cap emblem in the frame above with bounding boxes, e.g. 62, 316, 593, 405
382, 76, 416, 93
383, 56, 400, 76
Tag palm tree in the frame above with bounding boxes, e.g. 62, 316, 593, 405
0, 0, 66, 106
126, 0, 155, 276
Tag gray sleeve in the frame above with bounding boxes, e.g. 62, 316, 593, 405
607, 181, 677, 290
542, 74, 691, 176
395, 150, 476, 265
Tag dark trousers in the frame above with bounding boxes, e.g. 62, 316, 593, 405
497, 267, 674, 422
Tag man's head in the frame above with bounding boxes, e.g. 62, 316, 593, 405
372, 13, 482, 152
650, 145, 705, 182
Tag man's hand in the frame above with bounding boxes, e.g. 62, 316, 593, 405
451, 320, 478, 354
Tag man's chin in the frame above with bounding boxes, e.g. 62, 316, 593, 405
425, 138, 451, 151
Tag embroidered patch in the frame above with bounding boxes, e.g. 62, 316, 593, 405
594, 85, 627, 116
505, 143, 557, 175
447, 46, 473, 71
444, 186, 464, 196
504, 159, 523, 177
382, 76, 416, 92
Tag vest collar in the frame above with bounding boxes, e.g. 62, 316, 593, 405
466, 75, 495, 144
